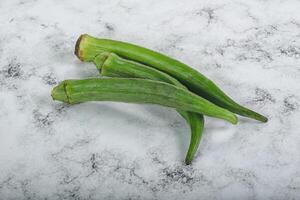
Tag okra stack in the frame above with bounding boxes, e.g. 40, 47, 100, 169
51, 34, 267, 165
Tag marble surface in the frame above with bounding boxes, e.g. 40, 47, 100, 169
1, 0, 300, 199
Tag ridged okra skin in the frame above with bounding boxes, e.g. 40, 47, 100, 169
75, 34, 267, 122
94, 52, 183, 87
52, 78, 237, 124
94, 53, 204, 164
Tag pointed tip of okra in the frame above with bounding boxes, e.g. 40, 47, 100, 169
256, 114, 268, 123
75, 34, 89, 61
185, 157, 193, 165
51, 81, 69, 103
185, 160, 192, 165
231, 114, 238, 125
263, 117, 268, 123
223, 110, 238, 125
240, 107, 268, 123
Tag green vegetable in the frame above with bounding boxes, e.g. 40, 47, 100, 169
75, 34, 267, 122
94, 52, 204, 164
51, 78, 237, 124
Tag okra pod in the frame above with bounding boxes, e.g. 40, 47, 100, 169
94, 52, 204, 164
51, 78, 237, 124
75, 34, 267, 122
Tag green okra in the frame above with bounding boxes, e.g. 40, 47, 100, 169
75, 34, 268, 123
51, 78, 238, 124
93, 52, 204, 164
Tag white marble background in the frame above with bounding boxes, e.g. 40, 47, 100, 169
1, 0, 300, 199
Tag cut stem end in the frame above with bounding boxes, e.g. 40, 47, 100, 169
51, 81, 69, 103
93, 52, 111, 72
74, 34, 87, 61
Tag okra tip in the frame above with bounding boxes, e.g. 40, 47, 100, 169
257, 114, 268, 123
219, 108, 238, 124
51, 81, 69, 103
231, 114, 238, 125
185, 158, 192, 165
242, 107, 268, 123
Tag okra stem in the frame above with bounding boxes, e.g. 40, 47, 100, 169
52, 78, 238, 124
75, 34, 267, 122
94, 52, 204, 164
